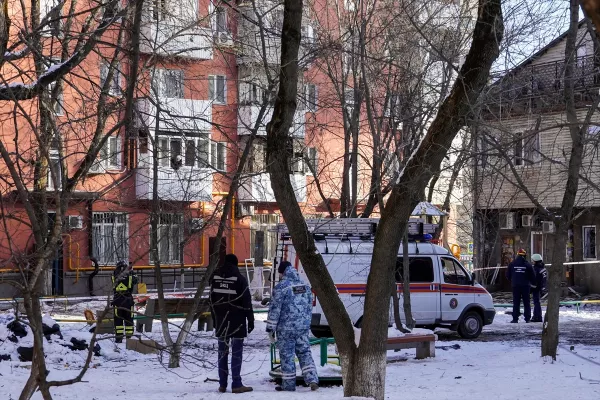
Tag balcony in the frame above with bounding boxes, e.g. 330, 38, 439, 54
238, 105, 305, 137
238, 173, 306, 203
135, 167, 213, 202
140, 21, 213, 60
135, 98, 212, 132
483, 55, 600, 118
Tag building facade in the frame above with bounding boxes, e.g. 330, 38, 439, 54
0, 0, 470, 297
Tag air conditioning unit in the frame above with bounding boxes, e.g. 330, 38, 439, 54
542, 221, 555, 233
88, 161, 105, 174
68, 215, 83, 230
521, 215, 533, 227
237, 203, 255, 218
216, 32, 234, 47
190, 218, 203, 233
499, 212, 515, 230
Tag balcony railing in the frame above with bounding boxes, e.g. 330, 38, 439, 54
140, 22, 213, 60
135, 167, 213, 202
483, 55, 600, 115
238, 105, 305, 137
135, 98, 212, 132
238, 173, 306, 203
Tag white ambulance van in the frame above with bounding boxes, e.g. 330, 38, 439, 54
275, 219, 495, 339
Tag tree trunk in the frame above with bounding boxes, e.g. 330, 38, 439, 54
542, 0, 586, 359
20, 293, 52, 400
267, 0, 503, 399
402, 230, 415, 329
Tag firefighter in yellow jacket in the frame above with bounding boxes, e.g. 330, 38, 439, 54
112, 260, 138, 343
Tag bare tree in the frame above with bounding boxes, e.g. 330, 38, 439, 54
266, 1, 503, 399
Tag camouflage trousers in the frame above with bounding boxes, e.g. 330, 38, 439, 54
277, 331, 318, 391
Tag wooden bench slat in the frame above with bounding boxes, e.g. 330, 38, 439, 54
387, 334, 436, 345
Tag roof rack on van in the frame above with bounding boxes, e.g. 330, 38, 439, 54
276, 218, 438, 237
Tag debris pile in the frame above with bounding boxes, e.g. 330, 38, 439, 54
0, 315, 101, 363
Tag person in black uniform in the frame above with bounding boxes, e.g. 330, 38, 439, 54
210, 254, 254, 394
112, 260, 138, 343
506, 249, 535, 323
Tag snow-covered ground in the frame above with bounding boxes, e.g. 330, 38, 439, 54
1, 310, 600, 399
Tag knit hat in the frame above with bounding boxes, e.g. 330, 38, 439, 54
531, 253, 543, 262
224, 253, 238, 266
517, 248, 527, 256
278, 261, 292, 274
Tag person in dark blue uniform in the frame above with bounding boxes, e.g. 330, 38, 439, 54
210, 254, 254, 394
506, 249, 536, 323
530, 254, 547, 322
267, 261, 319, 392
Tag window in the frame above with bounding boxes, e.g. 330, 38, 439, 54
441, 257, 470, 285
499, 212, 515, 230
153, 0, 168, 21
44, 59, 64, 115
343, 0, 357, 11
306, 84, 318, 112
523, 131, 540, 164
249, 141, 267, 173
215, 6, 228, 32
100, 62, 121, 96
386, 93, 401, 118
270, 8, 284, 32
101, 136, 122, 170
150, 213, 183, 264
153, 69, 184, 98
583, 225, 597, 260
395, 257, 435, 283
211, 141, 227, 171
515, 131, 540, 166
304, 147, 318, 175
588, 125, 600, 137
288, 140, 304, 173
209, 75, 227, 104
302, 25, 315, 45
250, 214, 281, 261
92, 212, 129, 265
40, 0, 62, 37
383, 150, 400, 181
239, 81, 264, 105
344, 88, 355, 113
47, 152, 61, 190
157, 134, 211, 169
531, 231, 543, 259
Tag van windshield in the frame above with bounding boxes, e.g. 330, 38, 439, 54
395, 257, 434, 283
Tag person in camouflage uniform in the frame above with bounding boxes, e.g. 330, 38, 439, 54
266, 261, 319, 392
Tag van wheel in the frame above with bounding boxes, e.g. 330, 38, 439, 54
458, 311, 483, 339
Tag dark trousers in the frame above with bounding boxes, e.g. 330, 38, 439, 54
114, 304, 134, 342
218, 338, 244, 389
512, 285, 531, 322
532, 289, 542, 320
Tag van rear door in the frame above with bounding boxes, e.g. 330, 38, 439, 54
439, 257, 475, 322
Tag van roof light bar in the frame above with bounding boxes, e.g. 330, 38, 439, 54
276, 218, 437, 237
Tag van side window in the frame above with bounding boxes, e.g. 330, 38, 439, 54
395, 257, 434, 283
441, 257, 469, 285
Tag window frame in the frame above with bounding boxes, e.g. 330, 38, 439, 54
156, 133, 211, 170
150, 213, 183, 265
441, 257, 471, 285
211, 141, 227, 171
304, 147, 318, 175
306, 84, 318, 112
47, 150, 62, 190
100, 62, 121, 96
92, 212, 129, 265
395, 256, 435, 283
209, 75, 227, 104
583, 225, 597, 261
